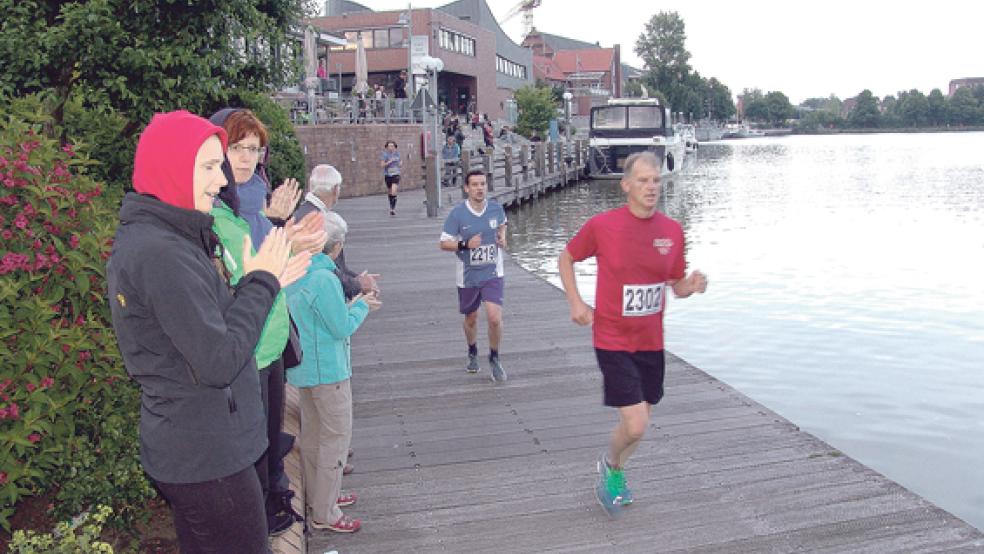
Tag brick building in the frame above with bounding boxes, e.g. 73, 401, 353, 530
310, 0, 533, 121
948, 77, 984, 96
523, 30, 642, 115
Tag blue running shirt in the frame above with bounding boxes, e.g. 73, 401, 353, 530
440, 200, 507, 287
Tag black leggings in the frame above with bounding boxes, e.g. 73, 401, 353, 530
155, 465, 269, 553
255, 358, 285, 516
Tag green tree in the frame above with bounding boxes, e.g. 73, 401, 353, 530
899, 89, 929, 127
635, 11, 691, 112
705, 78, 736, 120
623, 81, 645, 98
927, 88, 946, 126
848, 89, 881, 128
514, 85, 557, 137
946, 86, 979, 125
764, 91, 794, 126
0, 0, 310, 185
741, 88, 766, 122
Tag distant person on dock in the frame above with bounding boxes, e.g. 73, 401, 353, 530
557, 151, 708, 517
439, 169, 509, 382
380, 140, 401, 216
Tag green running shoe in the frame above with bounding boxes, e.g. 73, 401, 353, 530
595, 452, 624, 517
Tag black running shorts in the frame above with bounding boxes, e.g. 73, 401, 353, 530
385, 174, 401, 186
595, 349, 665, 407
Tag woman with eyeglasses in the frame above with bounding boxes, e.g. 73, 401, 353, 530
209, 108, 325, 536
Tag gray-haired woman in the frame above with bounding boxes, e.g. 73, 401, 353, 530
285, 211, 381, 533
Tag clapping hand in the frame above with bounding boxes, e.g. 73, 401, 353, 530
266, 178, 302, 220
350, 291, 382, 312
243, 227, 311, 288
285, 210, 327, 255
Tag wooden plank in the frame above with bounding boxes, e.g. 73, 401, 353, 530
294, 187, 983, 553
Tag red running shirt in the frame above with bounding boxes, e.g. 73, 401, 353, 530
565, 206, 686, 352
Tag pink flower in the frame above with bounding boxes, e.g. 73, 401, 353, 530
7, 402, 19, 419
0, 472, 7, 485
75, 192, 88, 203
75, 315, 85, 327
25, 382, 36, 392
62, 144, 75, 157
32, 239, 42, 251
1, 230, 12, 240
61, 344, 71, 354
13, 213, 28, 229
40, 377, 54, 388
27, 433, 41, 444
69, 235, 80, 249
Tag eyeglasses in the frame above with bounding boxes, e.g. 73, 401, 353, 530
229, 144, 267, 157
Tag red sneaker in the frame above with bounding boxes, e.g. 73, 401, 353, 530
336, 491, 357, 507
312, 514, 361, 533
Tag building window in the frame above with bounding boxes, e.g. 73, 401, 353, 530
330, 27, 407, 51
496, 55, 527, 80
373, 29, 389, 49
438, 28, 475, 57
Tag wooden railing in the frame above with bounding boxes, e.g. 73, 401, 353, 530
423, 140, 590, 213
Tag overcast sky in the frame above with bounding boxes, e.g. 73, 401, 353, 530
350, 1, 983, 104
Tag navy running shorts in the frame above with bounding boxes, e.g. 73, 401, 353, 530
457, 277, 504, 314
595, 348, 665, 407
385, 174, 401, 186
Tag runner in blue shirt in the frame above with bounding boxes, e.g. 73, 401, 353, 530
439, 169, 508, 382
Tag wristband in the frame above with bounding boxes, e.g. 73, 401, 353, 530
457, 240, 467, 251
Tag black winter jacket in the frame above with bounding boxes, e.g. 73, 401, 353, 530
107, 193, 279, 483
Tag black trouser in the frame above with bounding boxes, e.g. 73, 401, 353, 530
155, 465, 269, 554
255, 358, 285, 516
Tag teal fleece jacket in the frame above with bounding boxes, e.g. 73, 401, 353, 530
285, 254, 369, 387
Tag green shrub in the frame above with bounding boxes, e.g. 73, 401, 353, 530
9, 505, 114, 553
224, 90, 307, 189
0, 95, 149, 532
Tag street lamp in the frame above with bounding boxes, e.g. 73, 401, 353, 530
420, 56, 444, 214
562, 91, 573, 142
398, 4, 413, 95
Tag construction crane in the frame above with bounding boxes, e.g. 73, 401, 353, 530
501, 0, 541, 39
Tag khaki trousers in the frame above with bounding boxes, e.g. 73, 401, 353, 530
298, 379, 352, 524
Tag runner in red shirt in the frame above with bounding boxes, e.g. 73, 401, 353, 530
558, 151, 708, 516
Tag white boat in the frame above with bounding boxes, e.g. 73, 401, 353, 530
586, 98, 686, 179
721, 122, 765, 139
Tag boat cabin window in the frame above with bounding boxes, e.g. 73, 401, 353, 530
592, 107, 627, 129
627, 107, 661, 129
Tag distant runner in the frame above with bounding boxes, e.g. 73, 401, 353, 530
439, 169, 508, 383
558, 151, 708, 517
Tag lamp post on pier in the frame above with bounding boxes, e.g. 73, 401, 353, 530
562, 91, 573, 142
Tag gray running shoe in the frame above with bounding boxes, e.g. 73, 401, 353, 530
489, 357, 507, 383
466, 353, 480, 373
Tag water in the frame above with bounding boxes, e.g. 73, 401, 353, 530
505, 132, 984, 531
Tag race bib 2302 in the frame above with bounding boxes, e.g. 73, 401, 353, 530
622, 283, 665, 316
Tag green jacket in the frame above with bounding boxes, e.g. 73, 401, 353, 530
211, 202, 290, 369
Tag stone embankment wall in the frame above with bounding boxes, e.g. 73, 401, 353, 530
294, 124, 427, 198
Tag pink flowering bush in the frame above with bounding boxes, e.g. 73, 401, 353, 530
0, 97, 150, 531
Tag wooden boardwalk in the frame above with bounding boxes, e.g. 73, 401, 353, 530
291, 188, 983, 553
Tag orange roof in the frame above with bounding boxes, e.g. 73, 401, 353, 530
533, 55, 565, 81
552, 48, 615, 74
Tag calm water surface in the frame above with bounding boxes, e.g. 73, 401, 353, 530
506, 132, 984, 530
